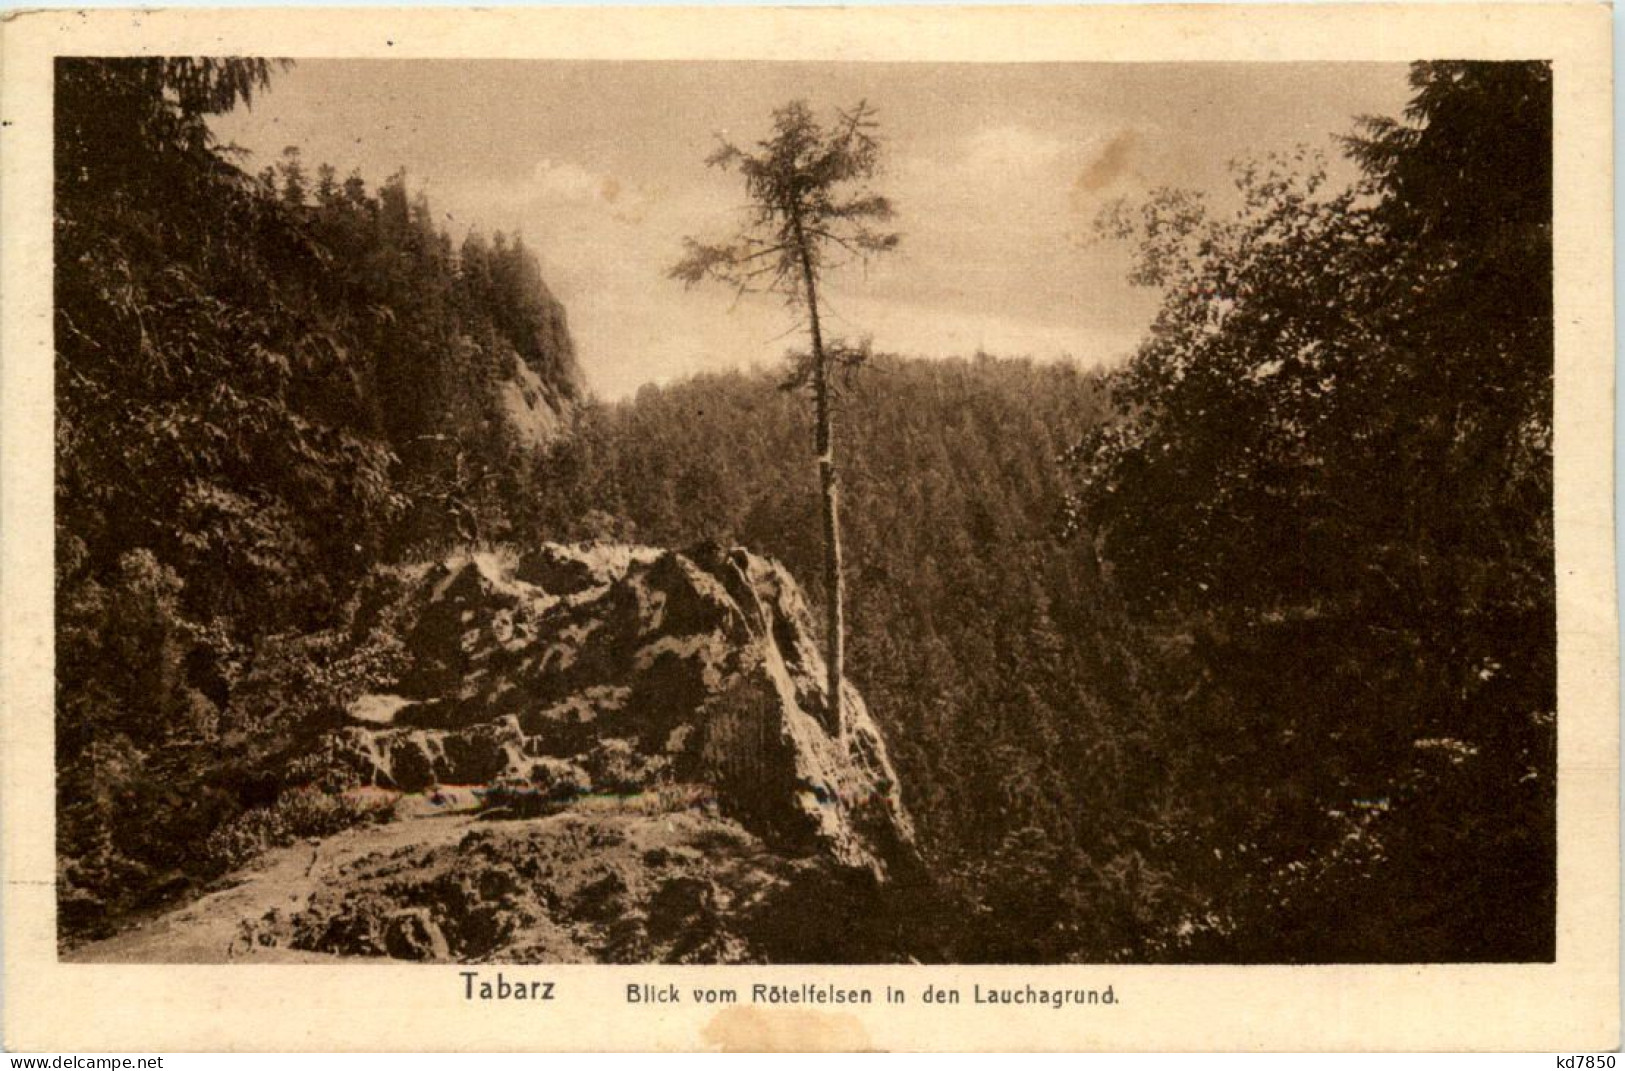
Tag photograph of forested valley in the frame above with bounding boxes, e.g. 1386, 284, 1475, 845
55, 56, 1553, 965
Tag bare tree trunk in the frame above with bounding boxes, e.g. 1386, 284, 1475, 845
792, 214, 846, 748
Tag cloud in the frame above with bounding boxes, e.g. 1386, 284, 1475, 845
531, 158, 603, 202
961, 124, 1072, 171
815, 290, 1145, 369
528, 158, 661, 224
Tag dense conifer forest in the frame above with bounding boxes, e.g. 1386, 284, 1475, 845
55, 57, 1554, 962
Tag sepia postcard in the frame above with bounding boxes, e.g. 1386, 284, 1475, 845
0, 3, 1616, 1052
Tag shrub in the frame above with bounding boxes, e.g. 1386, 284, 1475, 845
202, 785, 397, 875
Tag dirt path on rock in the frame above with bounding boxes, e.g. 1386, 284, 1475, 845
65, 814, 485, 964
63, 799, 837, 965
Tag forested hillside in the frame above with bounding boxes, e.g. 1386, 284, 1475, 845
55, 59, 581, 933
525, 358, 1181, 960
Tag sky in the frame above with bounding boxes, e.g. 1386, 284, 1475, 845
210, 61, 1413, 400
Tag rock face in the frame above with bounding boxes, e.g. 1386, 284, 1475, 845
466, 275, 582, 450
467, 326, 579, 450
330, 543, 916, 879
497, 351, 567, 448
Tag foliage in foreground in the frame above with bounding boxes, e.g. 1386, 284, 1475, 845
1066, 61, 1555, 960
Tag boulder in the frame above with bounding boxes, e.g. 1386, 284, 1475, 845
383, 908, 451, 962
335, 543, 916, 878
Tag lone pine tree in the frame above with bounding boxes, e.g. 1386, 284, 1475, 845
671, 99, 899, 745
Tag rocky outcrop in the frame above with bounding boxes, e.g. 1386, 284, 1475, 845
327, 543, 916, 879
283, 811, 892, 964
495, 342, 574, 448
453, 327, 578, 450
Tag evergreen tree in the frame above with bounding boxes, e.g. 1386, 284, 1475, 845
671, 100, 899, 743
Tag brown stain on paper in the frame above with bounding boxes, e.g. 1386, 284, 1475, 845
701, 1005, 876, 1053
1072, 130, 1142, 213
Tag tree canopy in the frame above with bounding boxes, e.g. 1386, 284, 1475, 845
1066, 60, 1554, 959
671, 99, 899, 301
